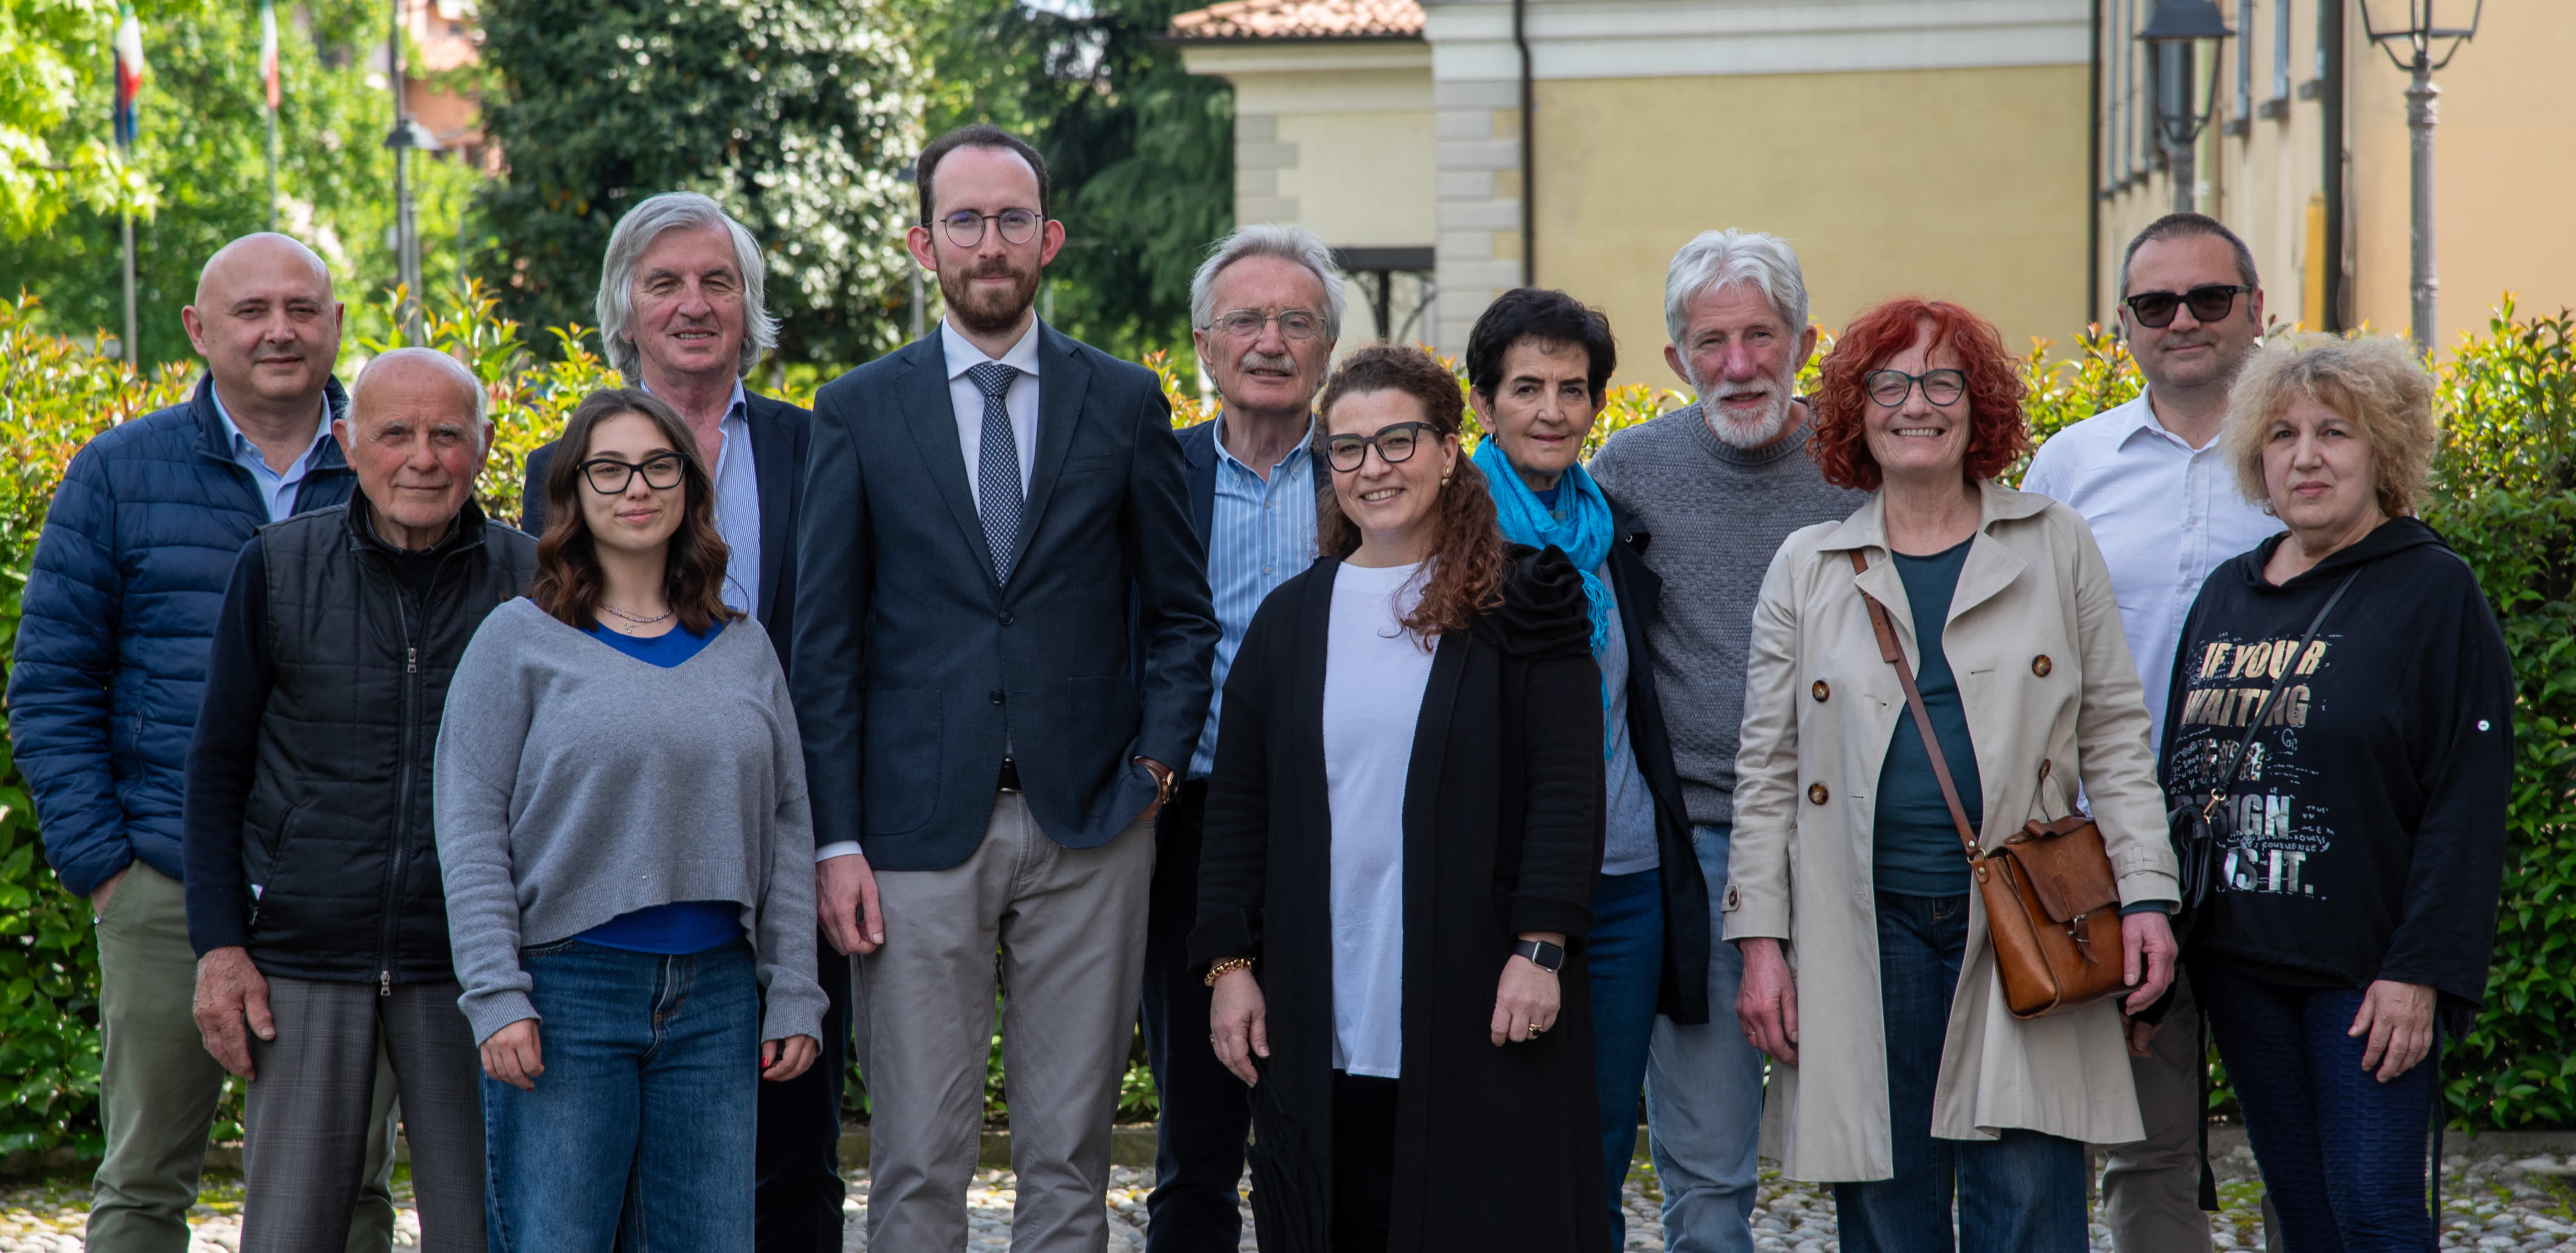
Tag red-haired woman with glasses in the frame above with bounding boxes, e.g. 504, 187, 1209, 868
1192, 345, 1609, 1253
1726, 299, 2180, 1250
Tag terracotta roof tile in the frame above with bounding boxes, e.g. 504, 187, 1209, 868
1168, 0, 1424, 42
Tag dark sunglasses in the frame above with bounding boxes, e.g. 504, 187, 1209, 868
1323, 421, 1437, 474
2123, 284, 2251, 329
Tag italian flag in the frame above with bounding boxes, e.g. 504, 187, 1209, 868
112, 3, 145, 148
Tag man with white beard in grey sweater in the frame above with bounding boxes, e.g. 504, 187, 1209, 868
1586, 229, 1866, 1253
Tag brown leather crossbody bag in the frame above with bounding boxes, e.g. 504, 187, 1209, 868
1848, 550, 2126, 1019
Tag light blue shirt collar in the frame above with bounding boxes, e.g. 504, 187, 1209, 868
208, 384, 335, 523
1210, 409, 1315, 478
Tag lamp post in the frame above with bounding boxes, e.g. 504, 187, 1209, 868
2137, 0, 2234, 214
2359, 0, 2482, 354
383, 0, 436, 342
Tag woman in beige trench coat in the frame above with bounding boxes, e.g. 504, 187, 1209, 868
1727, 298, 2181, 1251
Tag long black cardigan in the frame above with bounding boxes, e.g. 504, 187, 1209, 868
1190, 546, 1612, 1253
1601, 494, 1712, 1024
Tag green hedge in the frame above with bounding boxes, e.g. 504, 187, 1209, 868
5, 290, 2572, 1160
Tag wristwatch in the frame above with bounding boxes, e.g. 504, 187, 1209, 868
1512, 938, 1565, 974
1137, 757, 1176, 808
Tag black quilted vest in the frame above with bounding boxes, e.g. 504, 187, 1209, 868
239, 499, 536, 984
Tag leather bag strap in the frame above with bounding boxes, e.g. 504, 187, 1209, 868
1849, 549, 1985, 862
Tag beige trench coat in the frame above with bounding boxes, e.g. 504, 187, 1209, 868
1722, 481, 2180, 1183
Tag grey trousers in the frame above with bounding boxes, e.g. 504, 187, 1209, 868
242, 975, 487, 1253
855, 793, 1156, 1253
88, 862, 401, 1253
2103, 971, 2211, 1253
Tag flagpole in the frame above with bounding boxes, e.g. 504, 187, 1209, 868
122, 212, 137, 370
262, 0, 280, 232
114, 3, 143, 369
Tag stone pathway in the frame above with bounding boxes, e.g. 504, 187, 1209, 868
7, 1151, 2576, 1251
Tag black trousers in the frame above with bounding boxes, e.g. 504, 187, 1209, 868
753, 933, 852, 1253
1140, 780, 1256, 1251
1331, 1071, 1398, 1253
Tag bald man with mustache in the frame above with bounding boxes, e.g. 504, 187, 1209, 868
8, 234, 401, 1253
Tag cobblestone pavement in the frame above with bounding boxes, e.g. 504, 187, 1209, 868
7, 1151, 2576, 1251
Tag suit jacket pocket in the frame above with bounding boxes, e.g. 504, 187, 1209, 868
1065, 675, 1141, 754
862, 688, 943, 835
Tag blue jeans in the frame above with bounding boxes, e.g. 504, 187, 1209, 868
2194, 958, 2437, 1253
1644, 825, 1765, 1253
482, 939, 760, 1251
1587, 866, 1664, 1245
1834, 892, 2085, 1253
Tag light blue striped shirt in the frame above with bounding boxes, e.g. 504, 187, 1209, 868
1190, 413, 1319, 779
643, 379, 760, 617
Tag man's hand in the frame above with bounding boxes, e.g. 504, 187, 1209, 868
193, 946, 274, 1079
2349, 979, 2437, 1083
482, 1019, 543, 1091
2127, 1018, 2163, 1057
1735, 937, 1800, 1065
762, 1034, 820, 1083
89, 868, 128, 921
1134, 757, 1172, 825
1209, 967, 1268, 1087
2121, 910, 2179, 1015
818, 854, 884, 956
1489, 932, 1564, 1046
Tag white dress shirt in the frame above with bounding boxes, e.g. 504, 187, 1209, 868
941, 317, 1042, 507
2020, 390, 2282, 750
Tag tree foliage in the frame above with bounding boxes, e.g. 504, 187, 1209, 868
470, 0, 919, 373
0, 0, 153, 239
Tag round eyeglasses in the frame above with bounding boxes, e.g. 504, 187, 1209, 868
1864, 368, 1967, 408
936, 209, 1042, 248
1323, 421, 1435, 474
580, 454, 685, 494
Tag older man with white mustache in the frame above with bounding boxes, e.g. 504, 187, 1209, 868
1587, 229, 1867, 1253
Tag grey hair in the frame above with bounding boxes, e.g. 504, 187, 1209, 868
1663, 229, 1810, 346
345, 347, 489, 439
595, 192, 780, 380
1189, 224, 1348, 342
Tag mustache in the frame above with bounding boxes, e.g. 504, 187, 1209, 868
1235, 349, 1297, 373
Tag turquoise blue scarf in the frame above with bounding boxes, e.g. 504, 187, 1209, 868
1472, 441, 1614, 757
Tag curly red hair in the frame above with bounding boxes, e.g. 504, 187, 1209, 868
1808, 297, 2030, 491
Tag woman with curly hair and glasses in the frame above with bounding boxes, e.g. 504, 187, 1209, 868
1192, 345, 1607, 1253
434, 388, 824, 1247
1726, 299, 2180, 1251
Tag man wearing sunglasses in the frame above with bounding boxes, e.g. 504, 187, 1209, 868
2020, 212, 2282, 1253
792, 124, 1217, 1252
516, 191, 837, 1251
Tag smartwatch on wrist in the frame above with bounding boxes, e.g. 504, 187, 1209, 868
1512, 938, 1565, 974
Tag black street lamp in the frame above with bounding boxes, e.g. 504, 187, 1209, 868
2137, 0, 2235, 214
2358, 0, 2483, 352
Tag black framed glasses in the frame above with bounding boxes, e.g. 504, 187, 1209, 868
2123, 283, 2251, 328
1864, 368, 1968, 407
935, 209, 1042, 248
580, 454, 685, 495
1323, 421, 1436, 474
1210, 308, 1325, 341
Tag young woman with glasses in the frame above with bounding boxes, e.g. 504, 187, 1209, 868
1193, 345, 1610, 1253
434, 388, 824, 1247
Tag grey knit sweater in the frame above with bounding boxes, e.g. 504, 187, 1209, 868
433, 598, 825, 1044
1589, 405, 1869, 829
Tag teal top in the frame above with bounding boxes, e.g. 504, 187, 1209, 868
1872, 539, 1980, 897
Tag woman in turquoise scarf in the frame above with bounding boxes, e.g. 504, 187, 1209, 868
1464, 289, 1712, 1246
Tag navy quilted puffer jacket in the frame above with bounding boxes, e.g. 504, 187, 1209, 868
8, 376, 356, 898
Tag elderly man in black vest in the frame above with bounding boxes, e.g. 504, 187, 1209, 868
184, 347, 538, 1251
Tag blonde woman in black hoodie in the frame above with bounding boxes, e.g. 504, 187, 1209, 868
2160, 334, 2511, 1253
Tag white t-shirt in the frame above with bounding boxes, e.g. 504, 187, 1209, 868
1323, 560, 1435, 1079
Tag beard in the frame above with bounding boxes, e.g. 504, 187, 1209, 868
939, 255, 1045, 336
1691, 363, 1798, 449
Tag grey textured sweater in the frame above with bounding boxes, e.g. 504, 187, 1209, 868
433, 598, 825, 1044
1589, 406, 1869, 828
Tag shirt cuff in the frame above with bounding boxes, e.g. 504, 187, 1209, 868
814, 840, 864, 863
2118, 899, 2177, 917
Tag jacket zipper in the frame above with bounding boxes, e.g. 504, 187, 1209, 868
379, 547, 456, 996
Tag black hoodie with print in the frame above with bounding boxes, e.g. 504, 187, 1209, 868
2158, 517, 2512, 1018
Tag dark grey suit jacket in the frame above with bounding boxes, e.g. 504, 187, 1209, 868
791, 325, 1217, 872
519, 388, 811, 665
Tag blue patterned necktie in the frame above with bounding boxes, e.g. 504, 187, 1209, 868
969, 361, 1024, 582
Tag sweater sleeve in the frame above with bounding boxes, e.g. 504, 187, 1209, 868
1721, 539, 1805, 944
1507, 642, 1604, 941
2375, 577, 2514, 1008
432, 606, 543, 1043
754, 650, 827, 1044
183, 539, 274, 956
1189, 593, 1286, 973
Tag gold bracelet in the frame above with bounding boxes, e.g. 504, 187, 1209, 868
1203, 956, 1254, 987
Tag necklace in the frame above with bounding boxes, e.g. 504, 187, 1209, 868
599, 602, 674, 633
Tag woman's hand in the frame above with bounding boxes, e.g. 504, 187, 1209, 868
2349, 980, 2437, 1082
762, 1034, 819, 1083
1210, 967, 1268, 1087
1489, 932, 1564, 1046
2120, 909, 2178, 1015
482, 1019, 544, 1091
1735, 937, 1799, 1065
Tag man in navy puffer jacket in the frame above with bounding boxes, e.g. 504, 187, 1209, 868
5, 233, 397, 1253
